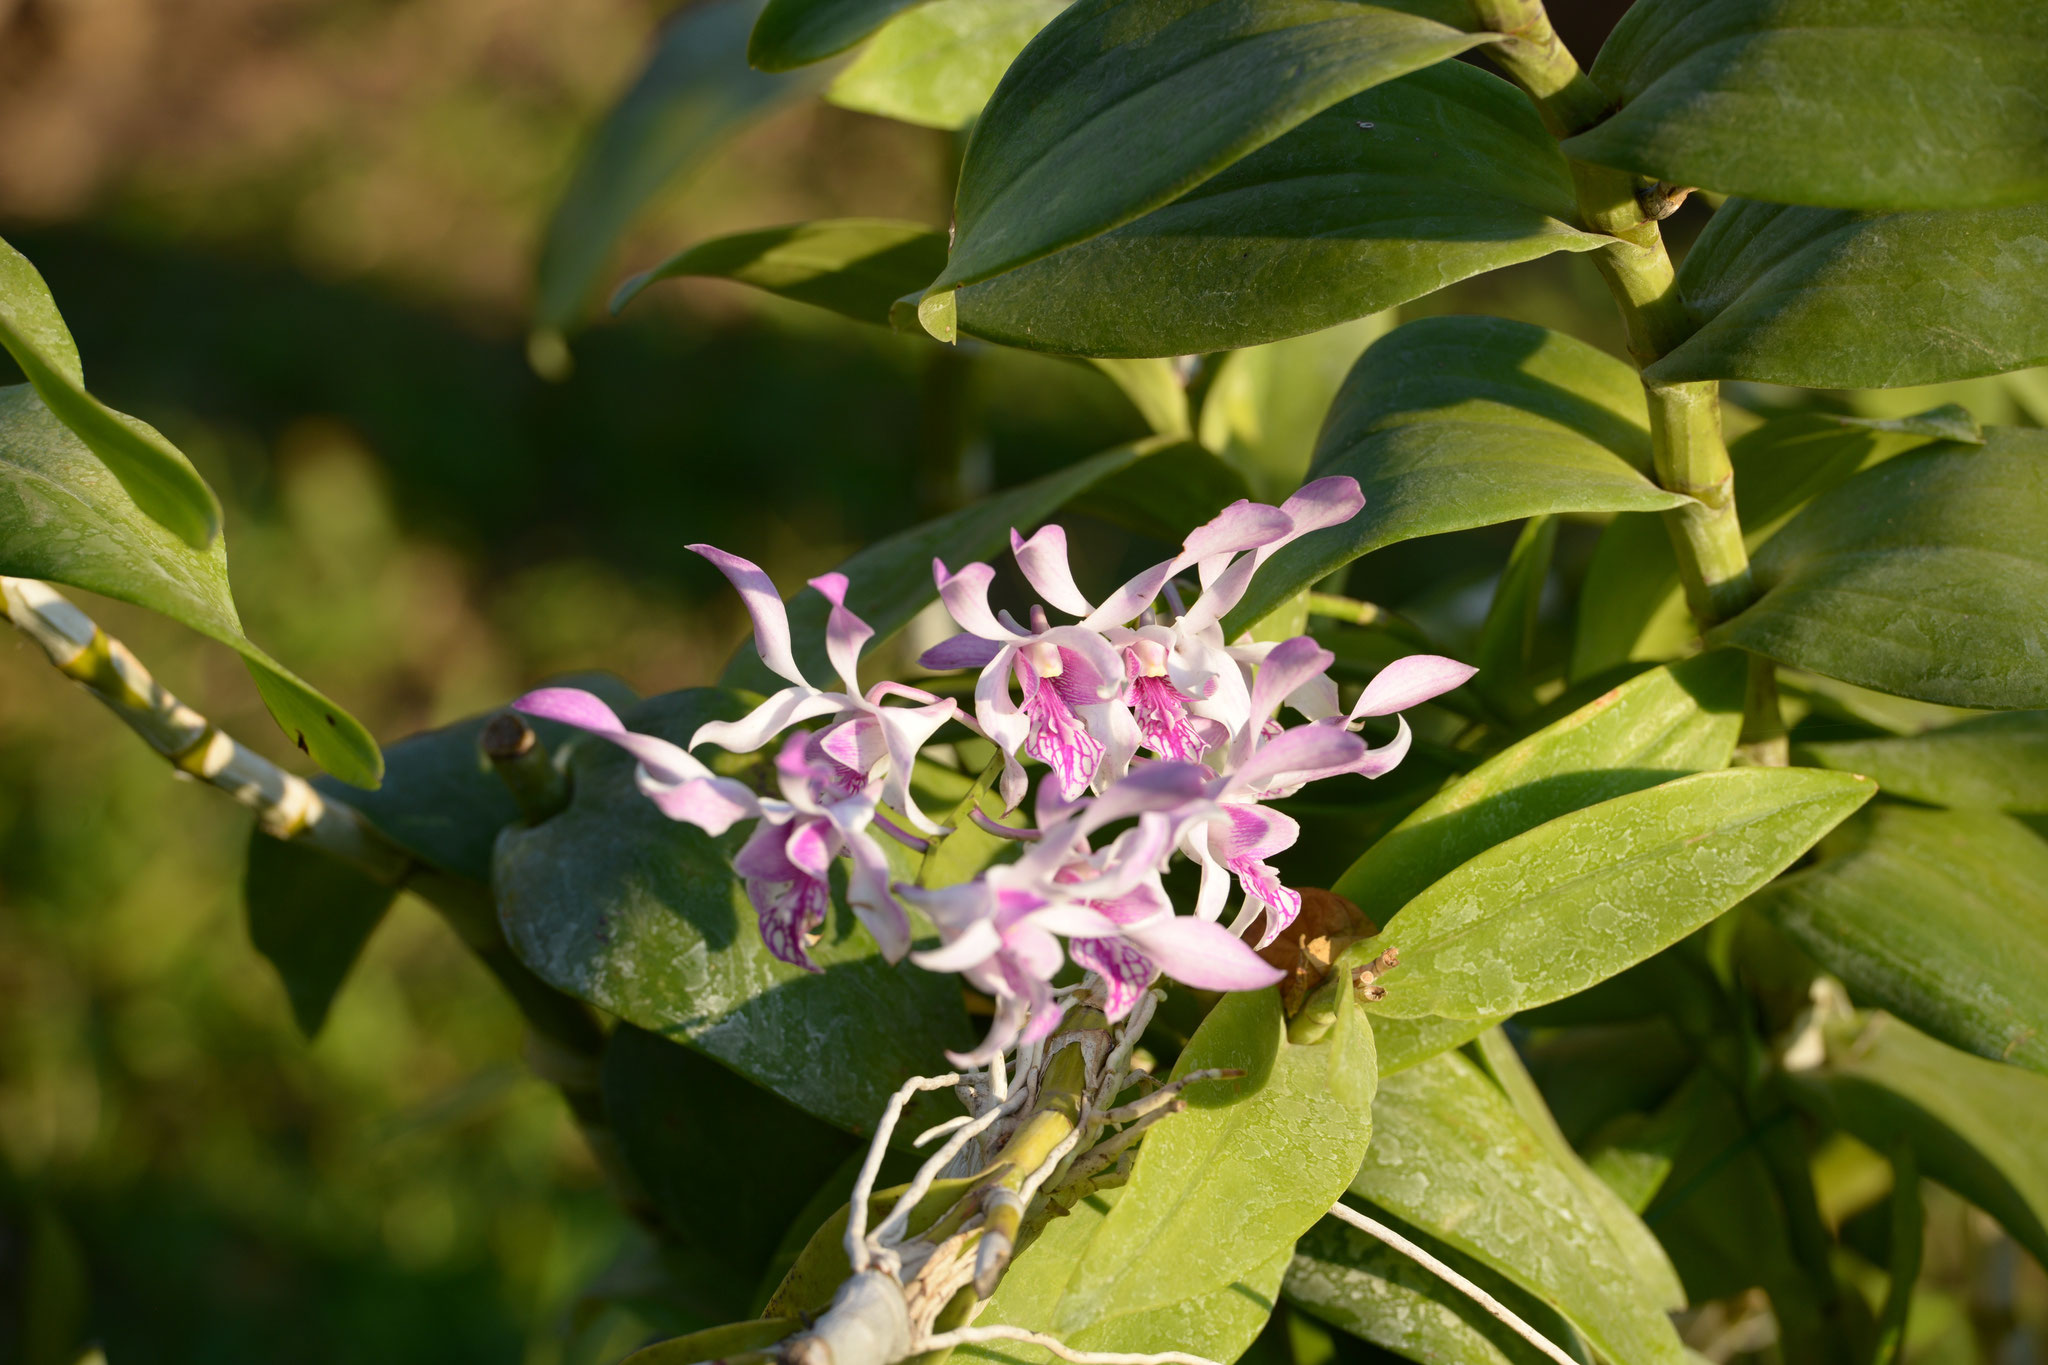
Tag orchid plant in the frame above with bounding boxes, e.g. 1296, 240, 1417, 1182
4, 0, 2047, 1363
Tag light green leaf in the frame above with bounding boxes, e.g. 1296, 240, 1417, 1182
614, 220, 949, 325
1567, 0, 2048, 211
1371, 1013, 1498, 1079
494, 688, 971, 1131
0, 385, 381, 786
1797, 711, 2048, 813
1646, 201, 2048, 389
1571, 412, 1957, 681
968, 987, 1375, 1364
1229, 316, 1687, 635
948, 62, 1604, 356
1198, 316, 1391, 503
0, 235, 221, 549
926, 0, 1489, 297
244, 833, 396, 1038
1756, 806, 2048, 1074
1349, 1050, 1691, 1365
1806, 1012, 2048, 1271
1086, 358, 1191, 437
1709, 428, 2048, 710
534, 0, 825, 331
827, 0, 1068, 129
1335, 651, 1747, 929
1371, 767, 1874, 1021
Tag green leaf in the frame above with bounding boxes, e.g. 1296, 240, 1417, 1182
614, 220, 949, 325
1805, 1012, 2048, 1272
602, 1025, 861, 1321
1371, 767, 1874, 1021
1198, 317, 1391, 503
720, 434, 1209, 692
1228, 316, 1688, 635
751, 0, 926, 69
1349, 1050, 1691, 1365
1371, 1013, 1497, 1078
534, 0, 826, 331
1085, 358, 1191, 437
0, 235, 221, 549
1335, 651, 1747, 930
969, 987, 1375, 1364
1571, 412, 1959, 681
1474, 515, 1557, 716
0, 385, 381, 786
494, 688, 970, 1130
1755, 806, 2048, 1075
1646, 201, 2048, 389
826, 0, 1068, 129
244, 833, 396, 1037
1566, 0, 2048, 211
1064, 439, 1249, 543
947, 62, 1604, 356
1797, 711, 2048, 813
1709, 428, 2048, 710
621, 1318, 802, 1365
925, 0, 1489, 297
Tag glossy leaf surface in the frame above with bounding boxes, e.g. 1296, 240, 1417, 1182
0, 385, 381, 786
494, 688, 970, 1130
949, 63, 1603, 356
927, 0, 1487, 295
1230, 316, 1686, 634
968, 988, 1375, 1363
1350, 1050, 1690, 1365
827, 0, 1067, 128
1568, 0, 2048, 211
1372, 768, 1874, 1020
615, 220, 948, 325
0, 235, 220, 548
1710, 429, 2048, 709
1756, 806, 2048, 1074
1798, 711, 2048, 813
1647, 201, 2048, 388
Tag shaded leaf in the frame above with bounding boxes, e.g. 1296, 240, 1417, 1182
1755, 806, 2048, 1074
948, 62, 1603, 356
1567, 0, 2048, 211
1372, 767, 1874, 1021
494, 688, 971, 1130
1064, 439, 1248, 543
1474, 515, 1557, 716
1709, 428, 2048, 710
1350, 1050, 1690, 1365
925, 0, 1488, 299
534, 0, 826, 331
244, 833, 396, 1038
752, 0, 927, 69
614, 220, 949, 325
1086, 358, 1191, 436
827, 0, 1068, 129
1647, 201, 2048, 389
1797, 710, 2048, 813
622, 1318, 802, 1365
0, 385, 381, 786
1229, 316, 1687, 635
1198, 316, 1391, 503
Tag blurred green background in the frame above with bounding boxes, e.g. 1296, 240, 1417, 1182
1, 0, 2043, 1362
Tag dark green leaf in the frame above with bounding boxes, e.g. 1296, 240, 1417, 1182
1797, 711, 2048, 813
0, 235, 221, 548
1197, 318, 1390, 503
0, 385, 381, 786
1709, 428, 2048, 709
1805, 1012, 2048, 1271
1647, 201, 2048, 389
1567, 0, 2048, 211
494, 688, 970, 1130
1349, 1050, 1690, 1365
534, 0, 825, 331
924, 0, 1489, 301
614, 220, 949, 325
622, 1318, 802, 1365
826, 0, 1068, 129
1755, 806, 2048, 1074
1063, 439, 1248, 543
1372, 767, 1874, 1021
947, 62, 1604, 355
1229, 316, 1687, 634
244, 833, 396, 1037
969, 988, 1375, 1364
1085, 358, 1191, 436
1335, 651, 1747, 929
1474, 515, 1557, 716
751, 0, 924, 69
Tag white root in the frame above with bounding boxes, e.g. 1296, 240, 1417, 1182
846, 1073, 961, 1273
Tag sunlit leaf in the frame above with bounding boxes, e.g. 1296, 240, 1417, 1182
1797, 710, 2048, 813
614, 220, 949, 325
827, 0, 1068, 129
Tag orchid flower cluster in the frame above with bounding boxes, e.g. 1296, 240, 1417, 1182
516, 476, 1474, 1065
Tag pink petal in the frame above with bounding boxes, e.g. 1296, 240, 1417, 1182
1271, 476, 1366, 544
819, 713, 887, 775
1249, 635, 1336, 724
1121, 914, 1285, 993
934, 559, 1029, 643
1010, 525, 1096, 617
1079, 557, 1178, 631
1213, 803, 1299, 863
874, 698, 960, 834
688, 544, 810, 688
1068, 936, 1157, 1021
638, 770, 758, 835
689, 687, 846, 755
515, 687, 705, 787
920, 632, 1005, 670
1173, 501, 1295, 573
1353, 654, 1478, 718
1353, 715, 1414, 779
1227, 725, 1366, 796
808, 572, 875, 693
838, 823, 911, 963
912, 917, 1004, 973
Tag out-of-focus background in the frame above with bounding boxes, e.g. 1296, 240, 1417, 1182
0, 0, 2041, 1361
